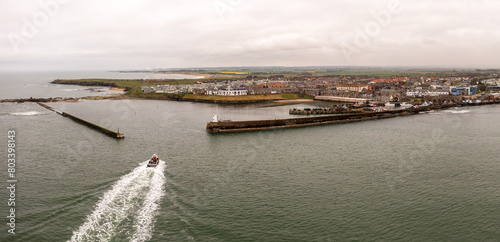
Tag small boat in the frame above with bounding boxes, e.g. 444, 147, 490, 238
147, 154, 160, 167
400, 102, 412, 107
211, 114, 231, 122
353, 102, 364, 108
372, 107, 388, 112
385, 102, 395, 107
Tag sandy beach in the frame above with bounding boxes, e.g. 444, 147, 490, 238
109, 87, 126, 91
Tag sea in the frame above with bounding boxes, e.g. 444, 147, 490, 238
1, 71, 499, 241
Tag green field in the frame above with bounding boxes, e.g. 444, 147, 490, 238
52, 78, 200, 89
124, 89, 303, 102
124, 87, 184, 100
161, 67, 495, 78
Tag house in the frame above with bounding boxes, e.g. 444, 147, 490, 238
141, 86, 155, 93
217, 86, 247, 96
406, 87, 449, 97
487, 86, 500, 92
337, 84, 371, 93
207, 86, 248, 96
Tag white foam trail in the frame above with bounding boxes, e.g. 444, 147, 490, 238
70, 161, 166, 242
442, 109, 471, 114
11, 111, 41, 116
450, 110, 470, 114
131, 161, 166, 242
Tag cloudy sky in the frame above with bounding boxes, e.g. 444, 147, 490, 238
1, 0, 499, 71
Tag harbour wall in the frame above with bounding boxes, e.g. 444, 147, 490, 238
314, 96, 371, 103
1, 97, 79, 103
289, 109, 364, 115
37, 102, 124, 139
207, 102, 499, 133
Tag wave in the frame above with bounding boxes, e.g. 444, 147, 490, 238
11, 111, 42, 116
450, 110, 470, 114
443, 109, 471, 114
70, 161, 166, 242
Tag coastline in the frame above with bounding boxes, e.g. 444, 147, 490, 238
118, 71, 207, 79
109, 87, 126, 92
1, 94, 314, 104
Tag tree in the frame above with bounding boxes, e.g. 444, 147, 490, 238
478, 83, 487, 92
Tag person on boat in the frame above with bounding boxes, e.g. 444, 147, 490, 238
151, 154, 158, 165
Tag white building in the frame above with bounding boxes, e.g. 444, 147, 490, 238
427, 90, 450, 96
406, 88, 449, 97
207, 86, 248, 96
406, 89, 427, 97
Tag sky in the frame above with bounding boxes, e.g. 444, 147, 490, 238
1, 0, 500, 71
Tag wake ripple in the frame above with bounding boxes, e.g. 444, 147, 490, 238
70, 161, 166, 242
11, 111, 42, 116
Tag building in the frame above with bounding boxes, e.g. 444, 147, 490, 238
247, 83, 298, 95
337, 84, 371, 93
141, 86, 155, 93
450, 86, 477, 96
406, 88, 449, 97
487, 86, 500, 92
427, 90, 450, 96
207, 86, 248, 96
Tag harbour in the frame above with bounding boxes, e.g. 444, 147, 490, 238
4, 96, 500, 241
207, 101, 500, 133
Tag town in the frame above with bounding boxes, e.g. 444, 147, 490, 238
140, 71, 500, 104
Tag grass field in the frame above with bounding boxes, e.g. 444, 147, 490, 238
124, 89, 303, 102
124, 87, 184, 100
164, 67, 490, 78
52, 78, 200, 88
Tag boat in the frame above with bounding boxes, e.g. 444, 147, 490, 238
400, 102, 413, 108
372, 107, 388, 112
211, 114, 231, 123
385, 102, 396, 107
353, 102, 364, 108
147, 154, 160, 167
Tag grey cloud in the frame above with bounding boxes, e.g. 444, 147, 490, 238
1, 0, 499, 70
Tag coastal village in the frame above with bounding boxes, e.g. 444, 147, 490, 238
140, 73, 500, 104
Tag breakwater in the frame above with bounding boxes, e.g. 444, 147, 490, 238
207, 101, 500, 133
314, 96, 371, 103
289, 108, 365, 115
37, 103, 125, 139
1, 97, 79, 103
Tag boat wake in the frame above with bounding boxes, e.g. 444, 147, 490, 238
449, 110, 470, 114
70, 161, 166, 242
11, 111, 43, 116
444, 109, 471, 114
